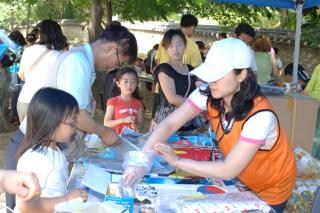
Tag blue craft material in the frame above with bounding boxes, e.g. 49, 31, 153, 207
0, 44, 8, 60
97, 148, 116, 159
104, 196, 134, 213
167, 134, 180, 143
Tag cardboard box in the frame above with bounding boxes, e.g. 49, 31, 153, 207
267, 94, 319, 153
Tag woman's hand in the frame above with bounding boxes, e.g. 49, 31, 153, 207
154, 143, 179, 167
66, 189, 88, 202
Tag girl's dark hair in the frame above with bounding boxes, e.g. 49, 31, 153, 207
111, 67, 141, 100
31, 27, 39, 37
37, 19, 66, 50
162, 29, 186, 49
26, 33, 37, 43
203, 68, 261, 121
99, 25, 137, 64
9, 31, 26, 46
16, 87, 79, 159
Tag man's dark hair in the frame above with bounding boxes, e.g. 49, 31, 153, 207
180, 14, 198, 28
153, 44, 159, 50
100, 25, 137, 64
109, 21, 121, 27
218, 32, 227, 39
235, 23, 255, 39
196, 40, 205, 49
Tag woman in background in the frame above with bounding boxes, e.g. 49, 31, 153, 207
151, 29, 197, 131
253, 35, 279, 84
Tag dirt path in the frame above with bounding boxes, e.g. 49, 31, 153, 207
0, 131, 15, 212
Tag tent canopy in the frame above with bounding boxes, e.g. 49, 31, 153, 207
210, 0, 320, 9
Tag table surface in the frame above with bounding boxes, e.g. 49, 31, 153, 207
67, 162, 274, 213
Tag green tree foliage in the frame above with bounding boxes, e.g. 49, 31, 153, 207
301, 7, 320, 48
112, 0, 186, 22
0, 0, 275, 28
8, 0, 319, 46
0, 0, 89, 30
186, 0, 274, 28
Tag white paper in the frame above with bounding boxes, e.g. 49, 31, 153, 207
55, 200, 125, 213
54, 197, 84, 212
81, 164, 110, 195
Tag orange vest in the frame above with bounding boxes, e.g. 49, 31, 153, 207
208, 96, 296, 205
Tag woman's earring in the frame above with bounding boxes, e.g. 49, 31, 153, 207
237, 84, 241, 92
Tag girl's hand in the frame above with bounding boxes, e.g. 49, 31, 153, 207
130, 122, 139, 132
122, 116, 136, 124
154, 143, 179, 167
66, 189, 88, 202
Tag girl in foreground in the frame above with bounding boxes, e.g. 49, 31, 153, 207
15, 88, 87, 213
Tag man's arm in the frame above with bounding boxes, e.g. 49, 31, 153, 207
78, 109, 120, 146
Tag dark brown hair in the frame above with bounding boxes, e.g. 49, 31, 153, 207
162, 29, 186, 49
202, 68, 261, 121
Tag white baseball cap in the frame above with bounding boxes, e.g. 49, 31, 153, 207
191, 38, 252, 82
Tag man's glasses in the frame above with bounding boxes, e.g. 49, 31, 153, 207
116, 47, 121, 68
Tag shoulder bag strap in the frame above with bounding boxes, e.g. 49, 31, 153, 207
19, 48, 50, 79
184, 65, 191, 98
53, 46, 89, 79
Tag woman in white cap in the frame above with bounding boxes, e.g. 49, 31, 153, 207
121, 38, 296, 213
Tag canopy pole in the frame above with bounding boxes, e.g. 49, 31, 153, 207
292, 1, 304, 85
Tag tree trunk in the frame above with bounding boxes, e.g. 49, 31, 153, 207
26, 3, 31, 34
88, 0, 103, 42
106, 0, 112, 26
10, 9, 14, 31
279, 9, 289, 28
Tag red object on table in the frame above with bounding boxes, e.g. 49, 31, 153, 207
173, 146, 212, 161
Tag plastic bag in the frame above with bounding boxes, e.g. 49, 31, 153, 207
119, 151, 154, 196
295, 147, 320, 178
8, 72, 18, 92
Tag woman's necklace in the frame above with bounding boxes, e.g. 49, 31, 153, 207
169, 62, 187, 75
